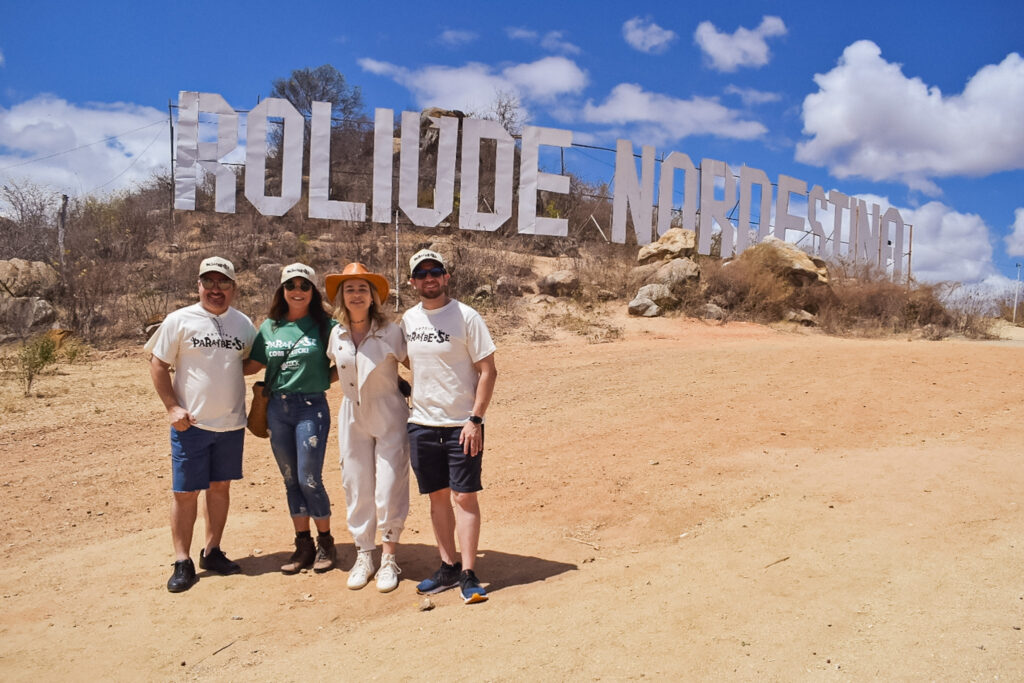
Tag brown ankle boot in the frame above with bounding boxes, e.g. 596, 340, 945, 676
313, 533, 336, 573
281, 535, 316, 574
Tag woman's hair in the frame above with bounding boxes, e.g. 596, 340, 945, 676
332, 278, 389, 329
268, 281, 331, 339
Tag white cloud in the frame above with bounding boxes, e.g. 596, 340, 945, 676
898, 201, 995, 283
504, 57, 587, 100
783, 190, 995, 284
505, 27, 580, 55
358, 56, 587, 115
439, 29, 477, 47
0, 48, 5, 67
0, 95, 169, 199
356, 58, 397, 78
622, 17, 677, 55
505, 27, 537, 42
582, 83, 766, 145
724, 85, 781, 106
1004, 208, 1024, 257
694, 15, 786, 72
797, 42, 1024, 192
539, 31, 581, 55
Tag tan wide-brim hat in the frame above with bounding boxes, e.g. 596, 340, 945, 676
324, 262, 390, 304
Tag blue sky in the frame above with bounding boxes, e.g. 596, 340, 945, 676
1, 0, 1022, 287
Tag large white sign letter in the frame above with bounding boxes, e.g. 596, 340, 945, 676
399, 111, 457, 227
517, 125, 572, 236
244, 98, 303, 217
460, 118, 514, 232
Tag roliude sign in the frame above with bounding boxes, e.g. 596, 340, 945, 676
175, 91, 907, 274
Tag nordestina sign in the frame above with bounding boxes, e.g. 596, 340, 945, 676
175, 91, 907, 274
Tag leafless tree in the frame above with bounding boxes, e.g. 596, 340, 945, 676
0, 179, 59, 261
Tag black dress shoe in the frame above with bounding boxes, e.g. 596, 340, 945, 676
199, 547, 241, 575
167, 558, 197, 593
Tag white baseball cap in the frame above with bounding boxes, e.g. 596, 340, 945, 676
409, 249, 446, 273
281, 262, 316, 284
199, 256, 236, 280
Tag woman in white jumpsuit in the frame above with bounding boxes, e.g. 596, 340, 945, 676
324, 263, 410, 593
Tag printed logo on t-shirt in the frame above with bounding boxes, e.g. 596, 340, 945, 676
265, 337, 319, 350
189, 333, 245, 350
407, 326, 451, 344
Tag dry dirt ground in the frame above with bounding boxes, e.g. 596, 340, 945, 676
2, 311, 1024, 680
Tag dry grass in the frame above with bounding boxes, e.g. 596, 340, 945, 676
2, 171, 1005, 346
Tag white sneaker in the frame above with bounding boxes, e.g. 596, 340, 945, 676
347, 550, 375, 590
376, 553, 401, 593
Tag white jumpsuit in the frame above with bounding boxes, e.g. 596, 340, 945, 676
327, 321, 410, 552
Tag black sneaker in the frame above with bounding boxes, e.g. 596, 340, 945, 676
459, 569, 488, 604
416, 561, 462, 594
167, 558, 197, 593
199, 547, 241, 575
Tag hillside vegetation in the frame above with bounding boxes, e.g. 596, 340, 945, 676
0, 169, 1013, 350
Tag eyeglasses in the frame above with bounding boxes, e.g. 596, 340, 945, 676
284, 280, 312, 292
200, 277, 235, 291
411, 267, 446, 280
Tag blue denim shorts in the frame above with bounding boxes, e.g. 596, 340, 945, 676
407, 423, 483, 494
170, 426, 244, 492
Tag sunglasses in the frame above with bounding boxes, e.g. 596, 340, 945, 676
284, 280, 313, 291
200, 277, 235, 291
411, 266, 446, 280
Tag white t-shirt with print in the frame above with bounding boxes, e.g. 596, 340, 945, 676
401, 299, 495, 427
145, 303, 257, 431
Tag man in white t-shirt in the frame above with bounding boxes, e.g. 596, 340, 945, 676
401, 249, 497, 604
146, 257, 257, 593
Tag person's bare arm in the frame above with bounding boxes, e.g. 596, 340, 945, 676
149, 355, 194, 431
459, 353, 497, 456
243, 358, 265, 376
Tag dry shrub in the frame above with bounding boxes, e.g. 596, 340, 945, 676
813, 264, 992, 337
547, 310, 622, 343
697, 257, 795, 323
574, 242, 637, 303
940, 284, 997, 339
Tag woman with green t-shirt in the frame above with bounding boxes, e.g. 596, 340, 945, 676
245, 263, 338, 574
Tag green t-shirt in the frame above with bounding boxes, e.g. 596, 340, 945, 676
250, 316, 337, 394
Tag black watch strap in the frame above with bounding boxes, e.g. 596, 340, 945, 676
469, 415, 483, 425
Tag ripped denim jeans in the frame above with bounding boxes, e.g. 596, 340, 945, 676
267, 392, 332, 519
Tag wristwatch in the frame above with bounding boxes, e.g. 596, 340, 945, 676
468, 415, 483, 425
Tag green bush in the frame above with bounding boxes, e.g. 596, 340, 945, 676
18, 334, 58, 396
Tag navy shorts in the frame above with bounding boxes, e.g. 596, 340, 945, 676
169, 426, 244, 492
407, 423, 483, 494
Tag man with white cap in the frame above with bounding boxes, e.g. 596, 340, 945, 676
401, 249, 497, 604
147, 256, 258, 593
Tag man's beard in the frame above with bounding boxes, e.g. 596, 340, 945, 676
419, 287, 445, 299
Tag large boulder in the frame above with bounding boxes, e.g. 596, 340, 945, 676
495, 276, 522, 297
635, 283, 678, 309
628, 262, 662, 289
0, 296, 56, 335
419, 108, 466, 151
702, 303, 726, 320
651, 257, 700, 294
628, 296, 662, 317
637, 228, 697, 265
0, 258, 60, 298
538, 270, 579, 297
785, 309, 817, 326
746, 236, 829, 286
